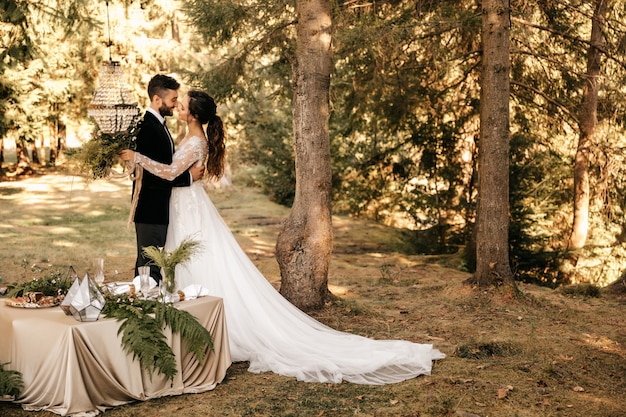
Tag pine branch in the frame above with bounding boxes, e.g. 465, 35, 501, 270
511, 16, 626, 71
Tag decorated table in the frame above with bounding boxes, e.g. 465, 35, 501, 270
0, 295, 232, 416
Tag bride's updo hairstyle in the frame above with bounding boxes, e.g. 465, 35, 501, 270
187, 90, 225, 180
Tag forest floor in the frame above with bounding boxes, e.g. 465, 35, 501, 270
0, 168, 624, 417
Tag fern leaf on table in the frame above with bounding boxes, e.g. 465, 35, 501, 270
103, 296, 213, 381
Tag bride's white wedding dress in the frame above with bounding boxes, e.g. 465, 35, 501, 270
134, 135, 445, 385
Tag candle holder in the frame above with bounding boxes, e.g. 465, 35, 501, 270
60, 273, 106, 322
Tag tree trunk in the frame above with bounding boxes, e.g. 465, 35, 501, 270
30, 142, 40, 165
275, 0, 333, 311
57, 123, 67, 162
567, 0, 607, 251
49, 122, 58, 165
471, 0, 514, 287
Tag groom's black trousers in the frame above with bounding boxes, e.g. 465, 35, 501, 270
135, 222, 167, 283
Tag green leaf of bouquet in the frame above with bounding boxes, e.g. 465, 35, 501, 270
6, 271, 71, 298
71, 116, 141, 180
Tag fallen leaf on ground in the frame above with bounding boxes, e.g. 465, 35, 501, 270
497, 385, 513, 399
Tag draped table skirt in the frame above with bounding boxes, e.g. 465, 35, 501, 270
0, 296, 231, 416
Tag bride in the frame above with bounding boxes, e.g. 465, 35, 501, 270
119, 90, 445, 385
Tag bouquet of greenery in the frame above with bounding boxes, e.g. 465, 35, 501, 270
5, 270, 72, 299
72, 116, 141, 180
142, 237, 202, 295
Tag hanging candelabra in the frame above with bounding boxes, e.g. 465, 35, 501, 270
87, 1, 139, 134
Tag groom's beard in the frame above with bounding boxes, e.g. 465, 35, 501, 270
159, 104, 174, 117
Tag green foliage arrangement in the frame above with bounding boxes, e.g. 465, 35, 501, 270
102, 293, 214, 381
6, 271, 72, 299
142, 237, 202, 295
72, 117, 141, 180
0, 362, 24, 399
3, 268, 212, 383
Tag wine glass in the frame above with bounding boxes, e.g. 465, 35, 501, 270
138, 266, 151, 299
94, 258, 105, 286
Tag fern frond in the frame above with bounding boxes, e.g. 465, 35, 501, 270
0, 362, 24, 398
141, 246, 168, 267
142, 237, 202, 270
142, 236, 202, 293
157, 303, 214, 364
167, 238, 202, 267
102, 295, 213, 381
118, 313, 177, 380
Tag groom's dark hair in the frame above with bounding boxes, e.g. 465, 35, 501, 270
147, 74, 180, 100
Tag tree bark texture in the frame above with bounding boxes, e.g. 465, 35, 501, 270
276, 0, 333, 311
473, 0, 514, 286
567, 0, 607, 251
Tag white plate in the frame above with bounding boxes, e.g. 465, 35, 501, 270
5, 298, 60, 308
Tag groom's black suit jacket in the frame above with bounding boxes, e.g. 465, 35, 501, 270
133, 111, 190, 225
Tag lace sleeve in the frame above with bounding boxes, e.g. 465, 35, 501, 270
134, 138, 202, 181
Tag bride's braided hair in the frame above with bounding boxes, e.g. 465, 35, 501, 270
187, 90, 225, 180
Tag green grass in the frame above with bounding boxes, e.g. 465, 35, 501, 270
0, 172, 625, 417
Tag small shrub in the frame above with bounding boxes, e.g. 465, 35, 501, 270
561, 284, 601, 298
0, 363, 24, 398
455, 341, 517, 359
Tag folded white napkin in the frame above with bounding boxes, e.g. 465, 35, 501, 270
181, 284, 210, 300
106, 282, 131, 295
133, 276, 158, 291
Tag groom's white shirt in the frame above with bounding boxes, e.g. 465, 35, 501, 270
146, 107, 165, 124
146, 107, 174, 153
145, 107, 192, 182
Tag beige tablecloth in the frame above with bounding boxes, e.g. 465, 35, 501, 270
0, 296, 231, 416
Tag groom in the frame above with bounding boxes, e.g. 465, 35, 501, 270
132, 74, 203, 282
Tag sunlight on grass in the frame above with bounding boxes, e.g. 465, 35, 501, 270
47, 227, 76, 235
52, 240, 77, 247
582, 333, 625, 358
85, 179, 130, 192
242, 230, 276, 255
0, 175, 133, 284
327, 284, 351, 296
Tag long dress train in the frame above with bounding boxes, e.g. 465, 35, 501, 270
134, 136, 445, 385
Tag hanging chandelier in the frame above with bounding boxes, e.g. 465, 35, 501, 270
88, 61, 139, 133
87, 1, 139, 134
